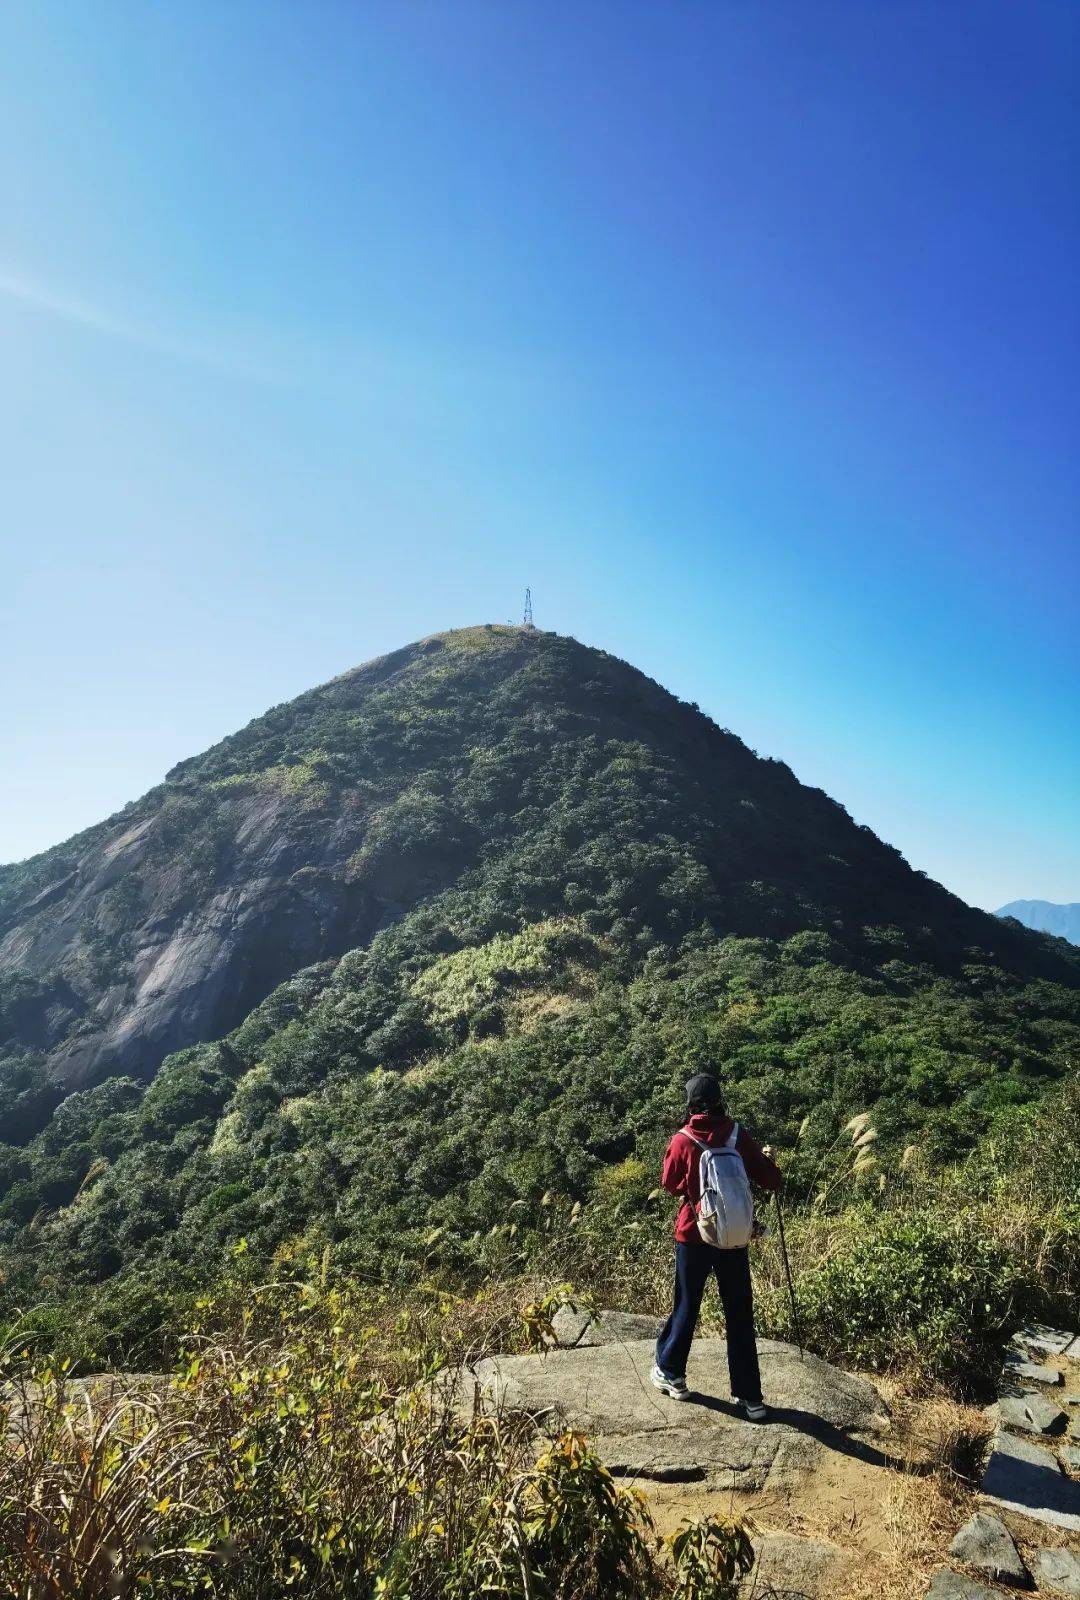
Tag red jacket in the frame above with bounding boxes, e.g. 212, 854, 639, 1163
661, 1112, 782, 1243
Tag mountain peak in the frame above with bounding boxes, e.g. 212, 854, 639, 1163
1, 629, 1075, 1108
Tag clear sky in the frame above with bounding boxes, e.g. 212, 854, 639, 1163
2, 1, 1077, 912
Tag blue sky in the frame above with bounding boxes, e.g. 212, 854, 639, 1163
2, 1, 1077, 911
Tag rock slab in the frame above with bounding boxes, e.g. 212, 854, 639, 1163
600, 1421, 780, 1486
468, 1337, 889, 1440
981, 1427, 1080, 1532
998, 1391, 1068, 1436
1034, 1547, 1080, 1597
948, 1511, 1027, 1583
1004, 1354, 1063, 1386
461, 1335, 889, 1489
550, 1305, 659, 1349
1061, 1445, 1080, 1474
1013, 1326, 1076, 1357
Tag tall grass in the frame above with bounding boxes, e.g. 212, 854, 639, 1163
0, 1283, 756, 1600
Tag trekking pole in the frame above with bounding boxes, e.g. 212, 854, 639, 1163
775, 1187, 804, 1360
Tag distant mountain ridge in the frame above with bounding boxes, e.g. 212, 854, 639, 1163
996, 900, 1080, 946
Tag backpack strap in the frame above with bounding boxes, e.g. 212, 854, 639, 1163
680, 1125, 740, 1154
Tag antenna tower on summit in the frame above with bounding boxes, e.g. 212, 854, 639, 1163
523, 587, 535, 628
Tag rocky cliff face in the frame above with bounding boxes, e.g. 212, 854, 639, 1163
2, 625, 1074, 1099
0, 789, 374, 1088
0, 635, 472, 1091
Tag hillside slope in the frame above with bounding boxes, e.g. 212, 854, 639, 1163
2, 625, 1078, 1350
2, 624, 1072, 1100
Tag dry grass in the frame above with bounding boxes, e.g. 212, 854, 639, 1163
0, 1285, 765, 1600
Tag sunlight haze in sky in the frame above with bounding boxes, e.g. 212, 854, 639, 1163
2, 0, 1078, 911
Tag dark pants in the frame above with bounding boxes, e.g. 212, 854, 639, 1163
655, 1241, 762, 1404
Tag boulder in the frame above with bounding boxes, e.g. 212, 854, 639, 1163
466, 1336, 889, 1439
1065, 1337, 1080, 1361
1061, 1445, 1080, 1474
747, 1533, 846, 1597
997, 1392, 1068, 1436
458, 1334, 888, 1490
947, 1511, 1027, 1584
549, 1305, 659, 1348
1034, 1547, 1080, 1597
926, 1572, 1005, 1600
981, 1427, 1080, 1532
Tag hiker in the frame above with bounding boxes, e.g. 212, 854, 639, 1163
652, 1071, 781, 1419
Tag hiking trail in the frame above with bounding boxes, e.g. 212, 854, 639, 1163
456, 1307, 1080, 1599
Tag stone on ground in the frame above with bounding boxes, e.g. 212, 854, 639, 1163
1062, 1445, 1080, 1474
981, 1427, 1080, 1532
549, 1304, 659, 1348
947, 1511, 1027, 1583
1034, 1547, 1080, 1597
1013, 1326, 1076, 1357
1065, 1337, 1080, 1361
926, 1571, 1007, 1599
997, 1391, 1068, 1436
746, 1532, 847, 1597
1004, 1352, 1063, 1386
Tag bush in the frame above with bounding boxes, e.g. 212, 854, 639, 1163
777, 1208, 1025, 1386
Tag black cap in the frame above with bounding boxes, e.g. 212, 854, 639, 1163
685, 1072, 721, 1109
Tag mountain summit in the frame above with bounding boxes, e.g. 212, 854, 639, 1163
3, 624, 1068, 1106
2, 626, 1078, 1334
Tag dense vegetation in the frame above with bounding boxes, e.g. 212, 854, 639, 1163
1, 625, 1078, 1365
1, 1277, 756, 1599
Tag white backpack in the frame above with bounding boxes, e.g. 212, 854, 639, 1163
682, 1124, 754, 1249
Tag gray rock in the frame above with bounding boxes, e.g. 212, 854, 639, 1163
763, 1428, 827, 1491
1061, 1445, 1080, 1474
998, 1391, 1068, 1435
549, 1304, 659, 1348
981, 1427, 1080, 1532
926, 1572, 1003, 1600
1013, 1326, 1076, 1357
600, 1421, 778, 1487
1004, 1352, 1063, 1386
1065, 1336, 1080, 1361
1034, 1547, 1080, 1597
465, 1336, 890, 1442
747, 1533, 846, 1598
948, 1511, 1027, 1583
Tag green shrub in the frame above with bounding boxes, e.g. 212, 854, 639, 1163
769, 1206, 1026, 1388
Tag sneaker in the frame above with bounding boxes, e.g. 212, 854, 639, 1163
738, 1398, 768, 1422
651, 1364, 690, 1400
